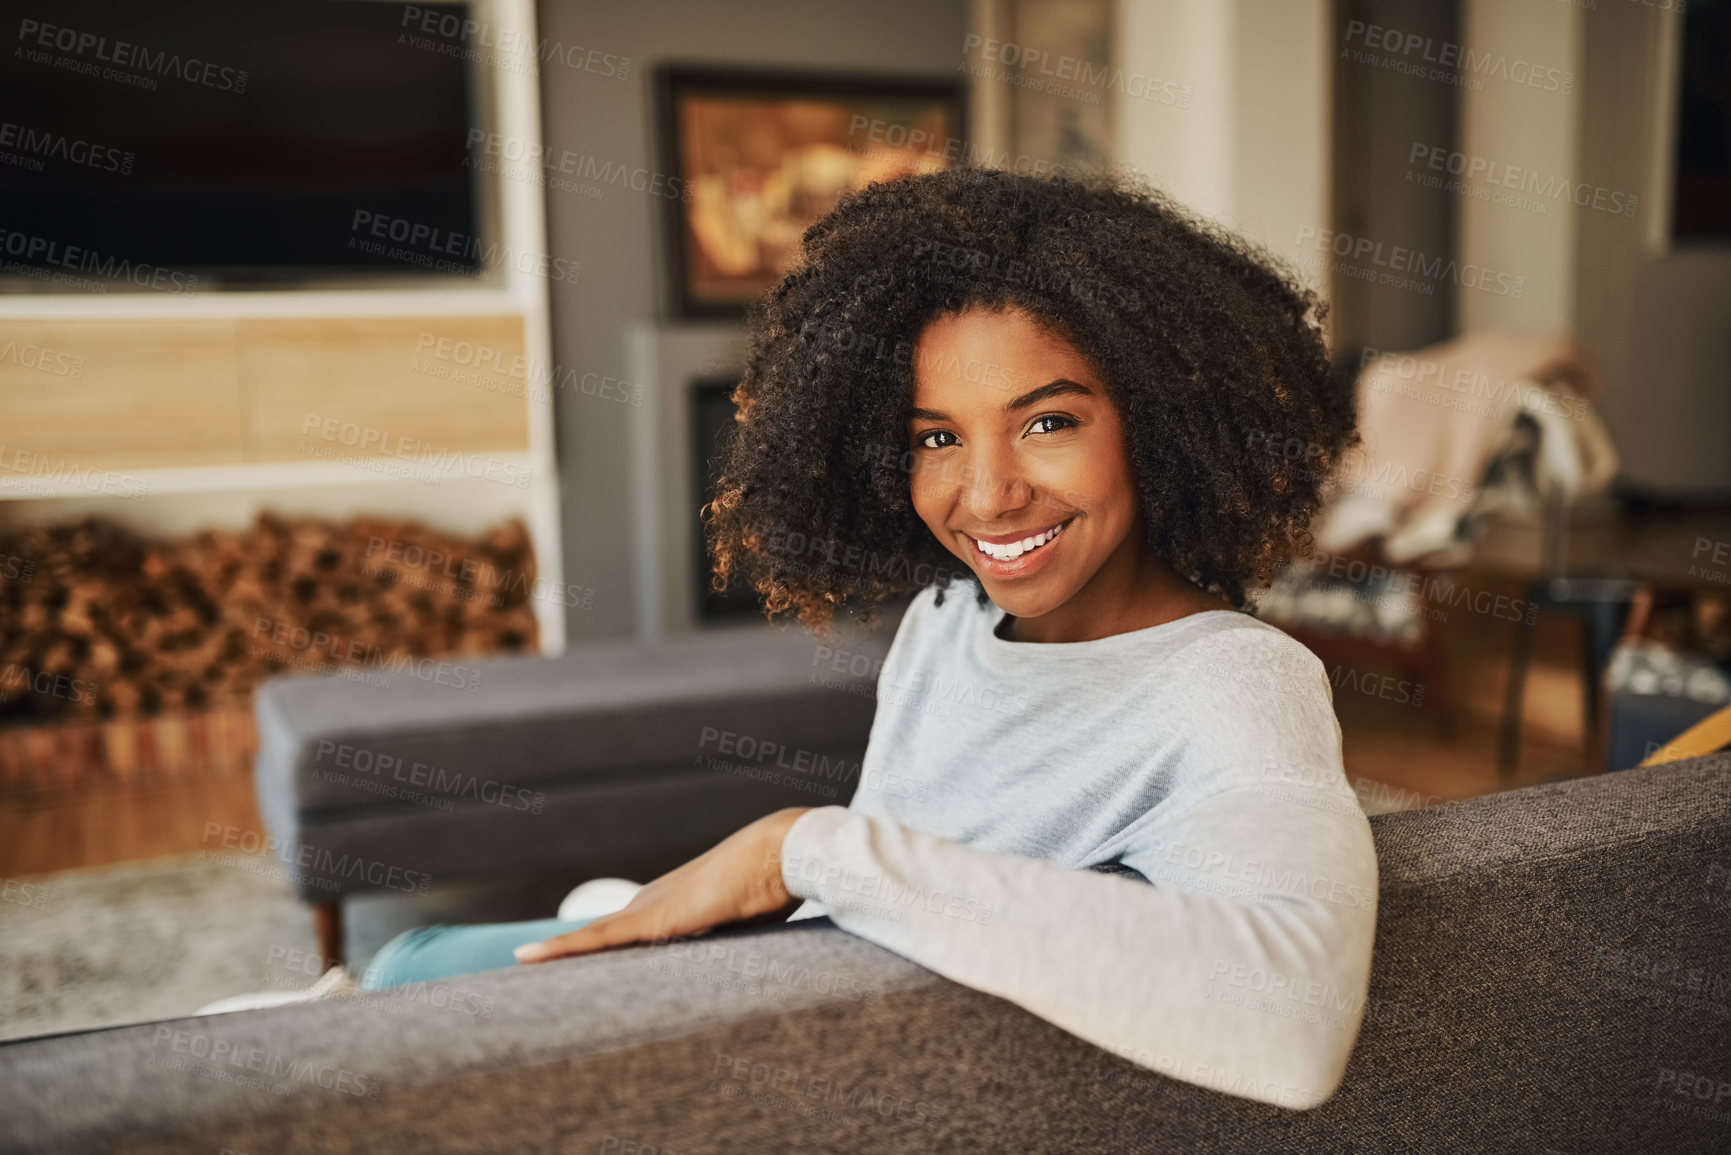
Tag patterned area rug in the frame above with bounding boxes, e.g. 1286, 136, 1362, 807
0, 854, 585, 1043
0, 852, 318, 1043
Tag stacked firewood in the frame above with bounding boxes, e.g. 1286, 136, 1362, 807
0, 513, 539, 725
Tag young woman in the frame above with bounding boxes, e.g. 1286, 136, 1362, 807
362, 169, 1375, 1110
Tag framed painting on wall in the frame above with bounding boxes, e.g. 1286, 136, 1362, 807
657, 65, 967, 318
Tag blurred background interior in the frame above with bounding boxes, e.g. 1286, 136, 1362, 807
0, 0, 1726, 1038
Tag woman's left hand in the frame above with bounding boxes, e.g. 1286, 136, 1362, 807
513, 807, 813, 964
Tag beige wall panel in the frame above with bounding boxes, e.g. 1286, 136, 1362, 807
241, 315, 530, 462
0, 320, 245, 470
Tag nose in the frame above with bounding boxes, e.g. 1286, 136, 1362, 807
956, 446, 1034, 524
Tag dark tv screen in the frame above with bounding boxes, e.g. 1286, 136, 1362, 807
0, 0, 480, 282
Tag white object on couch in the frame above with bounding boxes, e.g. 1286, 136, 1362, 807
557, 877, 643, 922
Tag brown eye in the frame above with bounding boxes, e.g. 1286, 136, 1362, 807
916, 429, 959, 449
1028, 414, 1077, 436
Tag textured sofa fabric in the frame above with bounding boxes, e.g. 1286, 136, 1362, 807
252, 625, 888, 898
4, 754, 1727, 1153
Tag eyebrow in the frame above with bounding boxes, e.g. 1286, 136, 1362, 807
908, 378, 1094, 423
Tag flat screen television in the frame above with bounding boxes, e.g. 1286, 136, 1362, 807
0, 0, 481, 285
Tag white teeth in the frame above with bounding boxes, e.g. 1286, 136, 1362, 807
975, 521, 1065, 563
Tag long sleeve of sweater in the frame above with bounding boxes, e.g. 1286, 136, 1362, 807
780, 776, 1376, 1110
777, 586, 1379, 1110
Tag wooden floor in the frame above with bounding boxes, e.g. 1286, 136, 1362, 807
0, 773, 262, 878
0, 599, 1605, 879
1338, 600, 1598, 806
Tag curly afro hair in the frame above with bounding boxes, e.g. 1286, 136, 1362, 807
706, 167, 1356, 634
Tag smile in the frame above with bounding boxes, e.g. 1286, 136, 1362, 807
973, 520, 1068, 563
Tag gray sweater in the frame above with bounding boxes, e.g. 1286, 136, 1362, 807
780, 584, 1379, 1109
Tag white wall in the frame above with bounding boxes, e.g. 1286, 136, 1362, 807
1233, 0, 1333, 275
1113, 0, 1235, 222
1112, 0, 1333, 291
1456, 0, 1582, 333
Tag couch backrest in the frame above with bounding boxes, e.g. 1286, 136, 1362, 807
3, 755, 1727, 1153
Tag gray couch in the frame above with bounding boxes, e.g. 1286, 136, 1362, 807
4, 753, 1727, 1153
250, 624, 891, 962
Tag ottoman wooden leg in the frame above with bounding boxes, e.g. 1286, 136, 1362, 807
313, 898, 345, 968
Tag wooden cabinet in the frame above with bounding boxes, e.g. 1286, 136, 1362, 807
0, 315, 530, 470
241, 316, 529, 461
0, 320, 246, 469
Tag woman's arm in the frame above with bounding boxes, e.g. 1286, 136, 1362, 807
777, 780, 1378, 1110
513, 807, 813, 963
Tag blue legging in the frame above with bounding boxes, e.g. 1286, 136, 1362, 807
359, 917, 597, 991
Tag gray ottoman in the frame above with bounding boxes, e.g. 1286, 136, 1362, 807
251, 623, 890, 963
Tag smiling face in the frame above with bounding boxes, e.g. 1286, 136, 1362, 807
908, 305, 1181, 641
